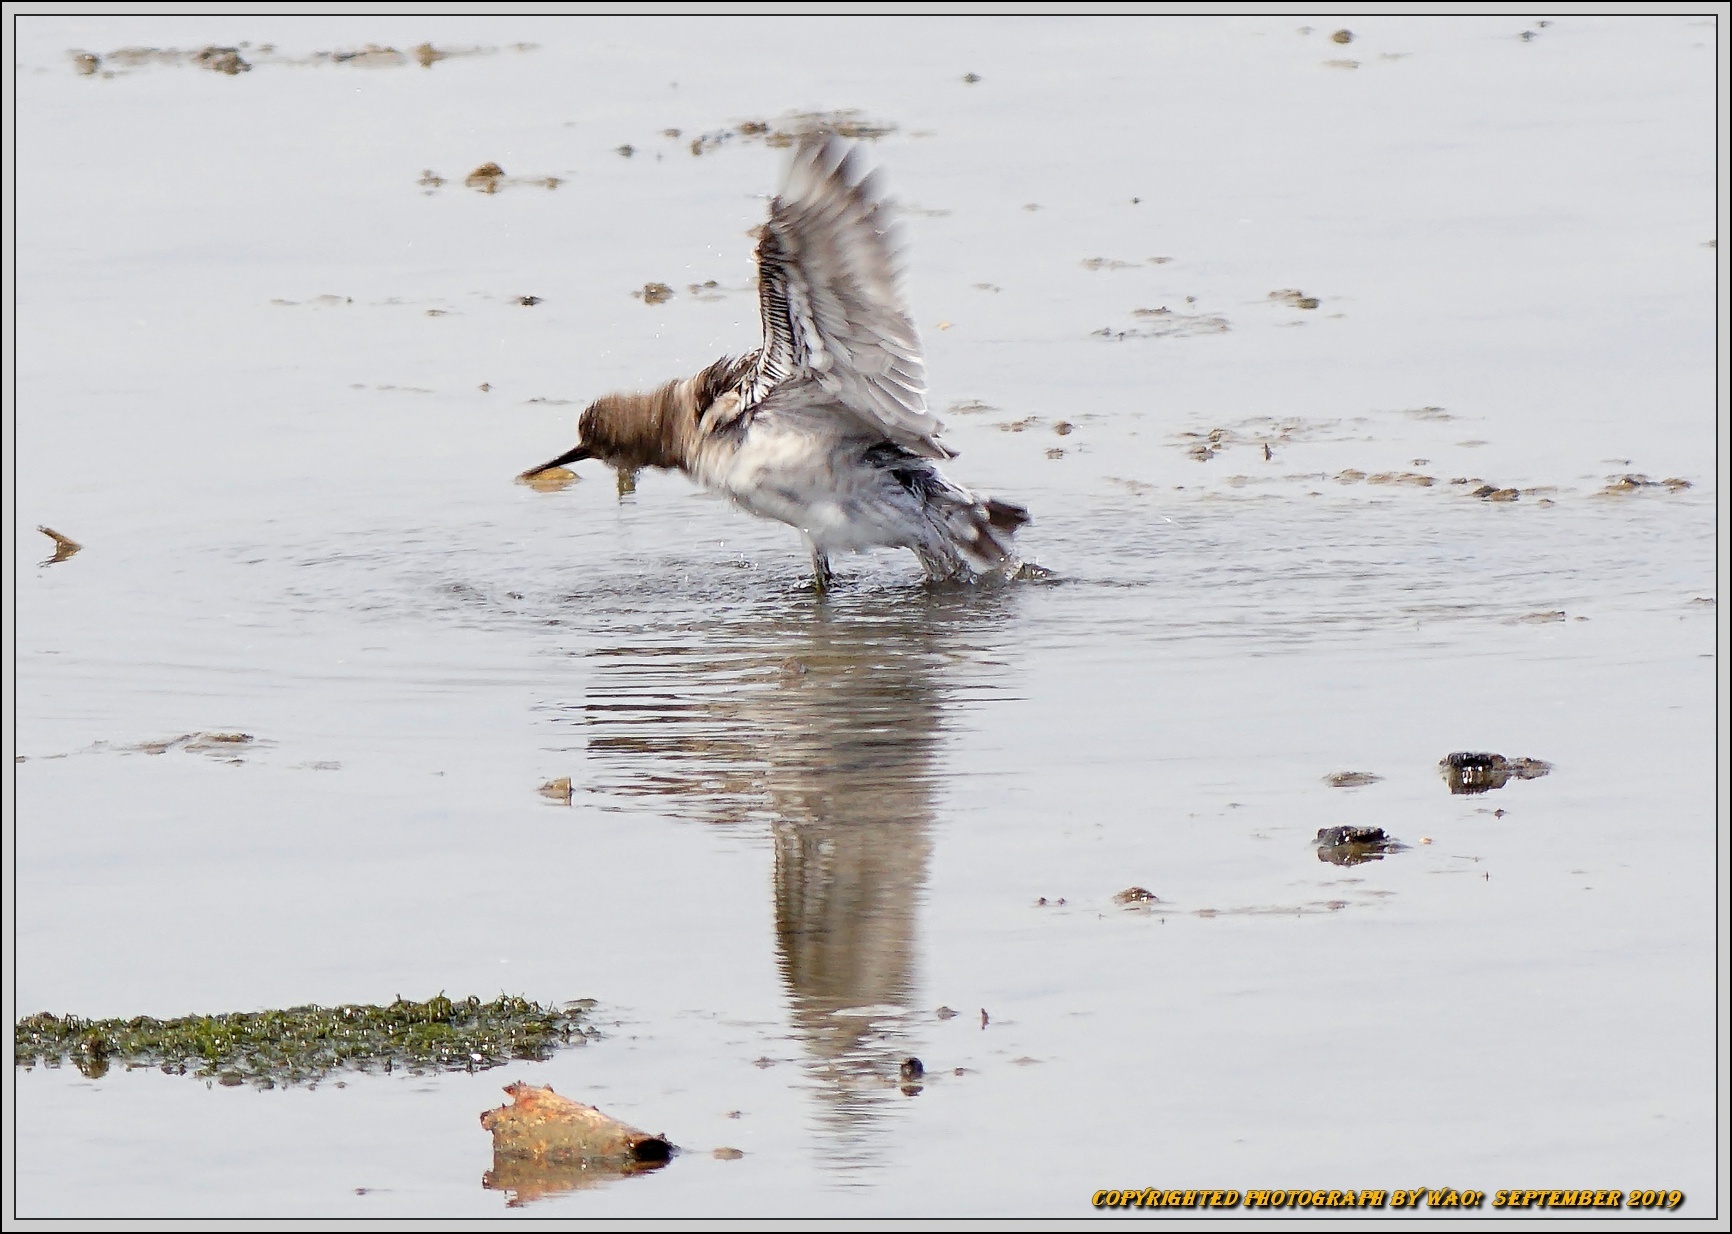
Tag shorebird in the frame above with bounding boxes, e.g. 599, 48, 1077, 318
519, 133, 1029, 590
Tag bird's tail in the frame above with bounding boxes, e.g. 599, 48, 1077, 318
925, 492, 1030, 579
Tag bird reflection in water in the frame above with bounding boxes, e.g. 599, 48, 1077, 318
558, 586, 1011, 1161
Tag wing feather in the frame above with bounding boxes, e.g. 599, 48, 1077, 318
745, 134, 950, 459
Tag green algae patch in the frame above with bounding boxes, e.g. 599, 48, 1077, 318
16, 994, 596, 1088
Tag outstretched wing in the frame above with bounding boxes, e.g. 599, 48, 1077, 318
744, 133, 950, 459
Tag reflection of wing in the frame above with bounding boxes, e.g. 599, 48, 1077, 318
745, 134, 950, 459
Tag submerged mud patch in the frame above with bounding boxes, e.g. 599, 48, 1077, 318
427, 162, 562, 194
1267, 288, 1322, 310
677, 109, 897, 158
69, 41, 510, 78
16, 995, 596, 1088
1325, 771, 1382, 788
1095, 307, 1231, 341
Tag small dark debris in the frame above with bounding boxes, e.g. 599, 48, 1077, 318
195, 46, 250, 75
1315, 826, 1406, 866
38, 526, 82, 564
1440, 752, 1552, 795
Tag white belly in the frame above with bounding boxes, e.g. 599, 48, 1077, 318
694, 430, 919, 552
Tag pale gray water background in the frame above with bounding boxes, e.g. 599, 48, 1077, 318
8, 14, 1723, 1219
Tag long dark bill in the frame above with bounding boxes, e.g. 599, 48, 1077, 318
518, 444, 592, 479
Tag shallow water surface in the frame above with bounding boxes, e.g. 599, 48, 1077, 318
10, 14, 1721, 1219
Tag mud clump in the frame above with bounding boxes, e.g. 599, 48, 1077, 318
1440, 752, 1551, 795
194, 46, 251, 74
480, 1082, 672, 1202
450, 163, 560, 194
482, 1081, 671, 1164
1470, 484, 1521, 502
110, 732, 264, 761
465, 162, 506, 192
538, 776, 574, 803
1601, 474, 1690, 496
74, 45, 253, 77
1315, 826, 1405, 866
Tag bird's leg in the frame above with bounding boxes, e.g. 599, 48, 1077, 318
807, 539, 834, 593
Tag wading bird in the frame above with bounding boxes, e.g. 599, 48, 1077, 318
519, 133, 1029, 590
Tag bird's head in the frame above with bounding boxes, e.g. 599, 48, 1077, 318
518, 395, 646, 480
